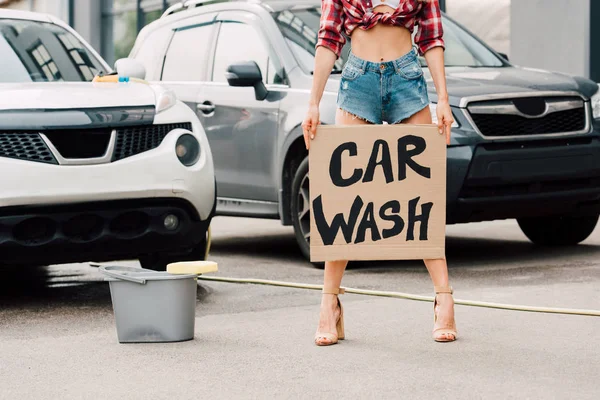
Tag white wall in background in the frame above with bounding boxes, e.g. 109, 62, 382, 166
510, 0, 590, 78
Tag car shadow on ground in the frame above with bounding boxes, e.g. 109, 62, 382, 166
0, 264, 110, 309
0, 262, 214, 310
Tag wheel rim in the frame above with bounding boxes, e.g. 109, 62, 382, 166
296, 171, 311, 246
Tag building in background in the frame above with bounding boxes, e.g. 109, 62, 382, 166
0, 0, 598, 82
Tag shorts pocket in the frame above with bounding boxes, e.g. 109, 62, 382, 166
397, 59, 423, 80
341, 65, 363, 81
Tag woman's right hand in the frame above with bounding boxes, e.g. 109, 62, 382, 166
302, 103, 320, 150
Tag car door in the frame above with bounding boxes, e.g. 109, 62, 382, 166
158, 13, 218, 135
199, 11, 284, 207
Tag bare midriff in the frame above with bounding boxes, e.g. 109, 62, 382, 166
349, 5, 414, 62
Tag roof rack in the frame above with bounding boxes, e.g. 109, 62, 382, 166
162, 2, 184, 17
162, 0, 259, 18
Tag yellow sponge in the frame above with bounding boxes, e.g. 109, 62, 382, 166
167, 260, 218, 275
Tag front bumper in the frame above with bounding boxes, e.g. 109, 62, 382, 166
447, 135, 600, 223
0, 198, 213, 265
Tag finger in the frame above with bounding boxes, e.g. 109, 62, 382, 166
310, 118, 318, 139
302, 124, 310, 150
438, 121, 444, 135
304, 131, 310, 150
445, 122, 452, 144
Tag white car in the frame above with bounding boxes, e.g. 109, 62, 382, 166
0, 9, 216, 270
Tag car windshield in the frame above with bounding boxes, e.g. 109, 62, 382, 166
272, 7, 504, 73
0, 19, 106, 83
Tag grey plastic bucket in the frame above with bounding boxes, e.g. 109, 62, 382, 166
100, 265, 198, 343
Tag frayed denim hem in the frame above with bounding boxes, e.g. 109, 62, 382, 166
337, 108, 377, 124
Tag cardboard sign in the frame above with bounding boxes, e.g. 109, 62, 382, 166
309, 124, 446, 262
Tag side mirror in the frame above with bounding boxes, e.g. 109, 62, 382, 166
114, 58, 146, 80
225, 61, 268, 101
497, 52, 509, 62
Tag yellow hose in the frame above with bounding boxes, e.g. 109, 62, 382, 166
201, 225, 598, 317
196, 275, 600, 317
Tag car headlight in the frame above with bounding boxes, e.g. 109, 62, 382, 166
429, 103, 459, 128
154, 86, 177, 114
176, 134, 201, 166
591, 84, 600, 120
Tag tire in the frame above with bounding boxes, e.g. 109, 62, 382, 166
517, 214, 599, 246
290, 156, 324, 268
139, 235, 208, 271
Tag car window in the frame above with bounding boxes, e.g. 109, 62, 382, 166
162, 23, 214, 81
131, 27, 172, 80
0, 18, 106, 82
436, 17, 503, 67
273, 9, 347, 74
212, 21, 282, 85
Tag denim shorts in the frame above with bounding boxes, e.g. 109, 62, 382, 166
337, 47, 430, 124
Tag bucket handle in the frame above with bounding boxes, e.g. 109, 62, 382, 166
98, 265, 148, 284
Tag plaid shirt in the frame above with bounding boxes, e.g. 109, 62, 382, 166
317, 0, 445, 58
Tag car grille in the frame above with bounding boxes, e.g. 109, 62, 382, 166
0, 123, 193, 164
112, 122, 193, 161
467, 97, 587, 137
0, 132, 57, 164
44, 128, 113, 159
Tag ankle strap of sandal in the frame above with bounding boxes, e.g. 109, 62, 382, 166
323, 287, 345, 295
434, 286, 453, 295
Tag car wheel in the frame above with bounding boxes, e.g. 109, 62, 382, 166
139, 235, 208, 271
517, 214, 599, 246
291, 156, 324, 268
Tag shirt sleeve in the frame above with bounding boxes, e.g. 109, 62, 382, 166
414, 0, 445, 56
316, 0, 346, 58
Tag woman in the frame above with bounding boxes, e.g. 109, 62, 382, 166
302, 0, 457, 345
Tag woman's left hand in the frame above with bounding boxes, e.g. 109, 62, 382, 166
436, 99, 453, 145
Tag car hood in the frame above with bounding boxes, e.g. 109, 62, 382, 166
440, 66, 598, 105
327, 66, 599, 107
0, 82, 161, 130
0, 82, 159, 110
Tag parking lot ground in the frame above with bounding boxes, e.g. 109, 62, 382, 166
1, 218, 599, 399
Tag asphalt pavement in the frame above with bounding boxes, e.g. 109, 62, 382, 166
1, 217, 599, 400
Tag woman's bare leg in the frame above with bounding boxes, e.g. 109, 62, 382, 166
402, 106, 456, 340
315, 109, 371, 345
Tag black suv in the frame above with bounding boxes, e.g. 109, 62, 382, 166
128, 0, 600, 261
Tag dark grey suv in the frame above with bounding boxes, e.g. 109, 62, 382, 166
129, 0, 600, 261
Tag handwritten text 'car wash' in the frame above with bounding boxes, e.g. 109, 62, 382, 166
312, 135, 434, 245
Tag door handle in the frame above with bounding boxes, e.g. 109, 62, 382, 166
197, 102, 215, 114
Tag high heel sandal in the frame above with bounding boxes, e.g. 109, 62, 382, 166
433, 286, 457, 342
314, 287, 345, 346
